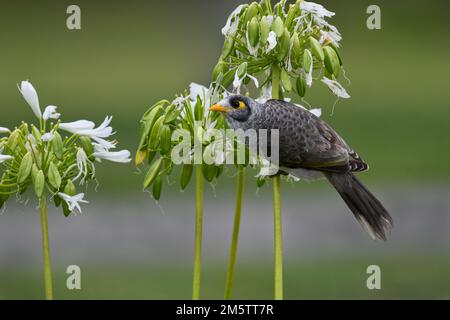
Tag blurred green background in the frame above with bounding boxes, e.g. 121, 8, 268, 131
0, 0, 450, 299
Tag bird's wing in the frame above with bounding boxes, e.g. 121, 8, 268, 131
264, 100, 367, 173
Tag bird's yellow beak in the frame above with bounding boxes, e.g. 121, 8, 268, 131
209, 104, 230, 113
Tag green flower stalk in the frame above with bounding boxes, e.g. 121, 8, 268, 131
215, 0, 350, 299
0, 80, 131, 299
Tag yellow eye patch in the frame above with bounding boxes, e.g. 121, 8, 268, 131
238, 101, 246, 109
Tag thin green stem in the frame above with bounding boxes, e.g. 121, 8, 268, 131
271, 64, 283, 300
224, 165, 245, 300
39, 196, 53, 300
192, 164, 203, 300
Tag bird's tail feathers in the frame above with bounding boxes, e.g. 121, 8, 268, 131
325, 172, 393, 241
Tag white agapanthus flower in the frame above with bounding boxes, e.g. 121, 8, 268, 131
256, 83, 273, 104
222, 4, 246, 36
93, 149, 131, 163
299, 1, 335, 18
43, 105, 60, 120
60, 116, 116, 149
71, 148, 94, 184
233, 70, 259, 93
321, 77, 350, 99
41, 132, 55, 142
0, 148, 13, 163
18, 80, 42, 119
256, 158, 279, 178
266, 31, 278, 53
57, 192, 88, 213
0, 127, 10, 134
305, 50, 313, 87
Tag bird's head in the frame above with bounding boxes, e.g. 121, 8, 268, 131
209, 95, 256, 123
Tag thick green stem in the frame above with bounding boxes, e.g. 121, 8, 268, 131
39, 196, 53, 300
224, 166, 245, 300
271, 64, 283, 300
192, 165, 203, 300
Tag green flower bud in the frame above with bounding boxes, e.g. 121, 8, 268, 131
31, 163, 39, 185
244, 2, 259, 25
61, 179, 76, 216
202, 164, 216, 183
7, 129, 20, 152
79, 136, 94, 158
52, 131, 64, 160
135, 149, 148, 166
303, 48, 312, 71
236, 62, 248, 79
257, 177, 266, 188
143, 158, 163, 189
19, 123, 29, 136
296, 75, 307, 97
64, 179, 76, 196
220, 37, 234, 60
271, 16, 284, 37
323, 46, 340, 76
291, 32, 302, 68
212, 61, 228, 82
17, 152, 33, 184
277, 28, 290, 61
31, 125, 41, 141
48, 162, 62, 190
285, 2, 300, 29
148, 116, 165, 150
152, 175, 163, 200
259, 16, 270, 45
33, 169, 45, 198
329, 43, 343, 66
248, 17, 260, 48
159, 125, 172, 155
180, 164, 193, 190
309, 37, 324, 61
280, 68, 292, 92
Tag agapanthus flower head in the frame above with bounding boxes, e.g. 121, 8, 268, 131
215, 0, 348, 100
0, 80, 130, 215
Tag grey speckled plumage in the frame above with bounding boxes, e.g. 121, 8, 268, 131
211, 95, 393, 241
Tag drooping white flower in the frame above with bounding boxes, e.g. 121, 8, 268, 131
0, 127, 10, 134
189, 83, 211, 109
294, 103, 322, 118
0, 148, 13, 164
266, 31, 278, 53
93, 149, 131, 163
41, 132, 54, 142
256, 158, 279, 178
305, 50, 313, 87
43, 105, 60, 120
222, 4, 245, 36
25, 134, 37, 154
72, 148, 95, 184
319, 28, 342, 47
321, 77, 350, 99
245, 25, 259, 56
299, 1, 335, 18
60, 116, 116, 149
18, 80, 42, 119
57, 192, 88, 213
233, 70, 259, 93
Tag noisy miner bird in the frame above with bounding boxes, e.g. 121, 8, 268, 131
210, 95, 393, 241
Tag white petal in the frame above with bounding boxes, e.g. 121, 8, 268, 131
43, 105, 60, 120
222, 5, 245, 36
266, 31, 277, 53
309, 108, 322, 117
93, 149, 131, 163
0, 154, 14, 163
41, 132, 54, 142
299, 1, 335, 18
0, 127, 10, 134
60, 120, 95, 132
321, 77, 350, 99
18, 80, 41, 118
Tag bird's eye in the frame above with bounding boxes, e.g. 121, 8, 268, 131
231, 99, 245, 109
231, 99, 240, 108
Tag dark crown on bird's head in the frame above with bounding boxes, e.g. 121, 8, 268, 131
210, 95, 256, 122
